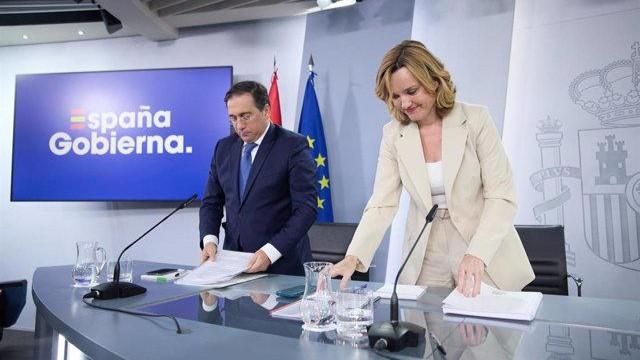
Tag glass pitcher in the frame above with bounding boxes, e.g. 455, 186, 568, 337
72, 241, 106, 287
300, 261, 336, 332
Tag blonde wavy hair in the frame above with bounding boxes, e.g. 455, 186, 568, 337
375, 40, 456, 124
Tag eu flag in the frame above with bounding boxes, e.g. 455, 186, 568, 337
298, 71, 334, 223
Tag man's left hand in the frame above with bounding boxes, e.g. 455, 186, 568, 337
245, 250, 271, 273
456, 254, 485, 297
249, 292, 269, 305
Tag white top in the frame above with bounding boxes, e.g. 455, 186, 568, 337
426, 161, 447, 209
203, 122, 282, 264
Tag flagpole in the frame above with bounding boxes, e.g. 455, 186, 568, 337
268, 56, 282, 126
308, 54, 314, 72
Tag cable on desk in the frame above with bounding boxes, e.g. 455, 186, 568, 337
82, 291, 184, 334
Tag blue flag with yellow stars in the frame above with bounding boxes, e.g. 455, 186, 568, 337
298, 71, 334, 223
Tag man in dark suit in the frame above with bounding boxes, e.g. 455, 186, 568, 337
199, 81, 317, 275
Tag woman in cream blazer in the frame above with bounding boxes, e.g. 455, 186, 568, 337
332, 40, 534, 296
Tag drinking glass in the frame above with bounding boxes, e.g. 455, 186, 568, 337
335, 287, 374, 338
106, 257, 133, 282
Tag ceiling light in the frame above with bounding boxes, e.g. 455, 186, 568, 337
308, 0, 358, 13
317, 0, 335, 9
78, 30, 85, 36
22, 34, 29, 40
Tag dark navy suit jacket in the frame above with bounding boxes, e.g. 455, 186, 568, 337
199, 124, 317, 275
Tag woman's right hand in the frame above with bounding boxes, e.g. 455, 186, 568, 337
331, 255, 359, 289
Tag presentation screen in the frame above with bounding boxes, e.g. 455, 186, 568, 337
11, 66, 232, 201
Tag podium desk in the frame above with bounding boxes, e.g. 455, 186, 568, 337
33, 262, 640, 359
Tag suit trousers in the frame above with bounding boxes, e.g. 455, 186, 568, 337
416, 209, 496, 289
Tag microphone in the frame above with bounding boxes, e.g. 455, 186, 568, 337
367, 204, 439, 352
89, 194, 198, 300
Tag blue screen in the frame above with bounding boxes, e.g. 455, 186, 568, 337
11, 66, 232, 201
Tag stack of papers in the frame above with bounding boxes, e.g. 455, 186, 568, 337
176, 250, 266, 287
442, 283, 542, 321
374, 284, 426, 300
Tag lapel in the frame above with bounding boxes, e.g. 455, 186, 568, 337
442, 104, 468, 199
240, 124, 277, 207
397, 122, 432, 211
230, 137, 243, 204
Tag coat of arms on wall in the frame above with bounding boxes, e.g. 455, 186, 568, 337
530, 41, 640, 271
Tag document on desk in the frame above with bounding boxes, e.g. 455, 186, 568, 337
270, 300, 302, 321
176, 250, 254, 286
442, 283, 542, 321
374, 284, 426, 300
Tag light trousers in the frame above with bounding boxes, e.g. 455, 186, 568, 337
416, 209, 496, 289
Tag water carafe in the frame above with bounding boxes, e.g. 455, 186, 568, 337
72, 241, 106, 287
300, 261, 336, 332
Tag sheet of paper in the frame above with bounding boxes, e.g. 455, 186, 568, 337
175, 250, 253, 286
270, 300, 302, 321
374, 284, 426, 300
178, 273, 267, 288
442, 283, 542, 321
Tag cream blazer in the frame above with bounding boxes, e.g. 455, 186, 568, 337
346, 102, 534, 291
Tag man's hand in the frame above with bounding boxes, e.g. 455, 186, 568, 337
245, 250, 271, 273
330, 255, 359, 289
200, 292, 218, 308
200, 243, 218, 263
456, 254, 485, 297
249, 292, 270, 305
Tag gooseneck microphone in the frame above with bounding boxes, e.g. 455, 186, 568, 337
367, 204, 439, 352
89, 194, 198, 300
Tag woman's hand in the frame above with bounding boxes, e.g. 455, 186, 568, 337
458, 324, 488, 347
456, 254, 485, 297
330, 255, 359, 289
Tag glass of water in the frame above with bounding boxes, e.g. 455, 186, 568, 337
106, 257, 133, 282
301, 292, 336, 331
335, 287, 374, 338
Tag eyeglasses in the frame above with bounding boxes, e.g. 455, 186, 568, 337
229, 112, 257, 125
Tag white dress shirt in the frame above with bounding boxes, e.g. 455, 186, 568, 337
203, 122, 283, 264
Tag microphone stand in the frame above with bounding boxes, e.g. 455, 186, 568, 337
90, 194, 198, 300
367, 204, 439, 352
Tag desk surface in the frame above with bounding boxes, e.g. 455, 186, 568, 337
32, 262, 640, 359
